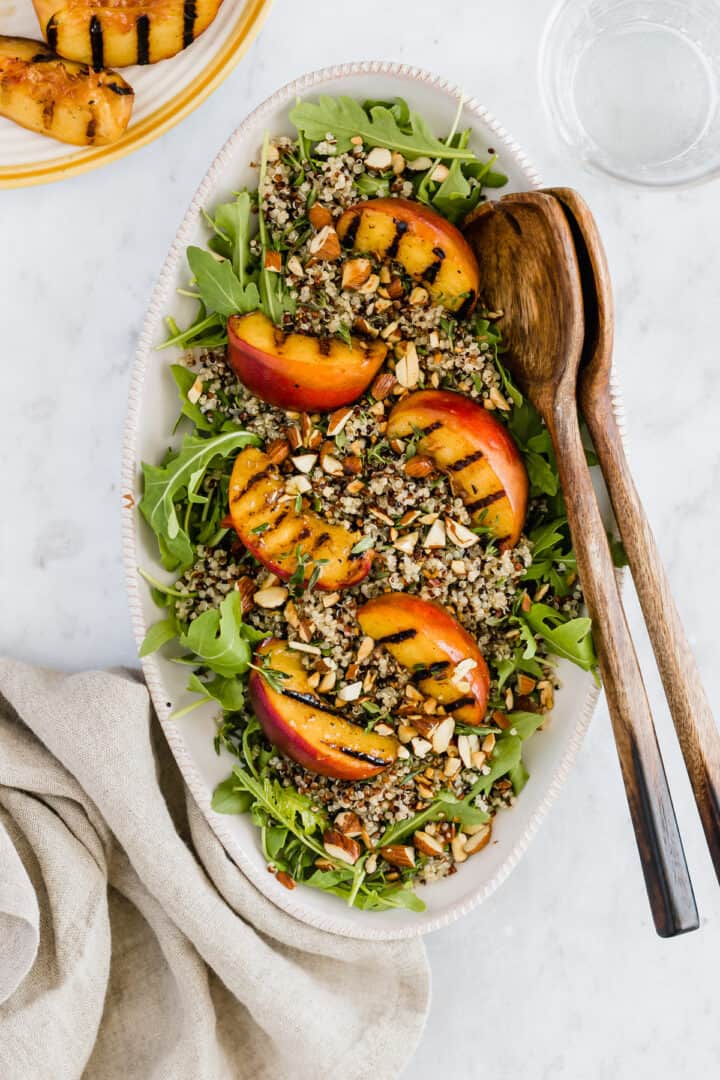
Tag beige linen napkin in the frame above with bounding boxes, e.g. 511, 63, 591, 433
0, 660, 429, 1080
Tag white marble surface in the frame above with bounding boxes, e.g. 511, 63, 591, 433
2, 0, 720, 1075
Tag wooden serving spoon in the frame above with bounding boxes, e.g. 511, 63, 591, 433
464, 192, 698, 937
547, 186, 720, 885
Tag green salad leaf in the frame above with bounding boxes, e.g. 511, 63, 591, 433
138, 617, 177, 658
521, 603, 597, 672
140, 430, 258, 571
212, 776, 253, 814
187, 246, 260, 318
289, 95, 477, 160
179, 591, 256, 679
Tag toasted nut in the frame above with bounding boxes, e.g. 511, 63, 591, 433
470, 750, 487, 770
347, 479, 366, 494
283, 600, 300, 628
285, 474, 312, 495
368, 505, 394, 525
409, 285, 429, 306
343, 455, 363, 475
264, 250, 282, 273
416, 781, 435, 800
327, 406, 354, 436
335, 811, 363, 837
320, 451, 344, 476
276, 870, 296, 890
405, 454, 435, 478
380, 320, 400, 340
337, 681, 363, 702
323, 829, 361, 865
452, 658, 478, 685
482, 733, 496, 754
489, 386, 511, 411
446, 518, 480, 549
444, 756, 462, 778
354, 315, 378, 338
397, 724, 418, 744
451, 833, 468, 863
374, 723, 394, 737
411, 715, 439, 739
395, 341, 420, 387
431, 717, 456, 755
187, 376, 203, 404
418, 511, 439, 525
464, 823, 492, 855
505, 687, 515, 710
540, 683, 554, 710
291, 453, 317, 474
430, 163, 450, 182
286, 254, 304, 278
387, 276, 404, 299
356, 635, 375, 663
371, 371, 397, 400
366, 146, 393, 169
405, 684, 423, 701
308, 204, 333, 230
234, 576, 255, 615
391, 151, 406, 174
457, 734, 472, 769
492, 709, 512, 730
407, 155, 433, 171
318, 671, 336, 693
396, 745, 410, 759
265, 142, 280, 161
288, 641, 321, 656
393, 531, 419, 555
365, 852, 378, 873
253, 586, 289, 609
424, 519, 447, 549
266, 436, 290, 464
413, 830, 445, 857
342, 257, 373, 289
286, 425, 303, 451
411, 736, 433, 758
307, 671, 321, 689
379, 844, 415, 868
322, 592, 340, 608
309, 225, 342, 261
450, 559, 467, 575
357, 272, 380, 295
398, 510, 420, 527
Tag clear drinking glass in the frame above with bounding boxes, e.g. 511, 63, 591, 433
539, 0, 720, 187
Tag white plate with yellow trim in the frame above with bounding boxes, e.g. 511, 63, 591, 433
0, 0, 272, 189
122, 61, 617, 939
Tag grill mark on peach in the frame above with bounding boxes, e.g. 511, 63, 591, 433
467, 490, 505, 513
318, 338, 331, 356
341, 214, 360, 248
376, 628, 417, 645
46, 16, 58, 51
444, 696, 476, 713
281, 689, 345, 717
419, 420, 442, 436
230, 467, 274, 501
448, 450, 484, 472
385, 219, 408, 259
42, 99, 55, 129
183, 0, 198, 48
89, 15, 104, 70
422, 246, 446, 284
86, 115, 96, 142
325, 743, 392, 766
136, 14, 150, 63
411, 660, 451, 681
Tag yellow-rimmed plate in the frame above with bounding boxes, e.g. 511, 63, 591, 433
0, 0, 272, 188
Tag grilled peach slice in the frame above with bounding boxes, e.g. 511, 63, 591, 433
357, 593, 490, 725
33, 0, 223, 67
249, 639, 398, 780
336, 197, 480, 316
0, 36, 133, 145
229, 447, 372, 591
227, 311, 387, 412
387, 389, 528, 548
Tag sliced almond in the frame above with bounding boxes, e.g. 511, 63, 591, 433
397, 724, 418, 744
443, 756, 462, 778
366, 146, 393, 169
374, 723, 394, 737
291, 453, 317, 474
318, 670, 336, 693
286, 254, 304, 278
424, 519, 446, 549
380, 320, 400, 340
253, 585, 288, 609
379, 844, 415, 868
451, 833, 468, 863
369, 505, 394, 525
323, 829, 361, 865
430, 163, 449, 182
413, 830, 445, 857
431, 717, 455, 755
457, 734, 472, 769
320, 452, 344, 476
337, 681, 363, 702
391, 151, 406, 174
409, 285, 429, 306
322, 592, 340, 608
464, 823, 492, 855
489, 385, 511, 411
471, 750, 487, 770
187, 376, 203, 404
395, 341, 420, 388
411, 736, 432, 758
334, 811, 363, 837
285, 474, 312, 496
356, 635, 375, 663
264, 250, 282, 273
482, 733, 496, 754
393, 531, 419, 555
288, 641, 321, 656
308, 204, 333, 230
407, 155, 433, 171
308, 225, 341, 261
446, 518, 480, 549
452, 658, 478, 685
342, 257, 373, 290
357, 272, 380, 295
327, 406, 354, 437
404, 454, 434, 478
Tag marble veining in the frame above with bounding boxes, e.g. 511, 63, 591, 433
1, 0, 718, 1075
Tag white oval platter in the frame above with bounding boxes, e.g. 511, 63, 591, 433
122, 60, 616, 939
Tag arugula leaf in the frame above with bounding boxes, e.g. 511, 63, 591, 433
211, 776, 253, 814
186, 246, 259, 318
356, 171, 392, 197
186, 671, 246, 712
257, 134, 296, 325
289, 95, 476, 160
211, 190, 254, 284
140, 430, 258, 571
138, 617, 177, 658
159, 308, 228, 352
179, 591, 254, 678
431, 159, 484, 224
505, 710, 546, 740
468, 735, 523, 799
170, 364, 216, 432
521, 602, 597, 672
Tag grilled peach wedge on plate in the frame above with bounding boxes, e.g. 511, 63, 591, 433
249, 639, 399, 781
387, 389, 529, 549
227, 311, 388, 412
357, 594, 491, 726
0, 36, 133, 145
33, 0, 225, 67
228, 446, 373, 590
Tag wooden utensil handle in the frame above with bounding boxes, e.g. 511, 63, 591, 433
549, 403, 698, 936
586, 392, 720, 882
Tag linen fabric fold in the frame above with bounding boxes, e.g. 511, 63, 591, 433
0, 661, 429, 1080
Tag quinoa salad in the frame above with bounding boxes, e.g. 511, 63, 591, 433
139, 95, 608, 912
